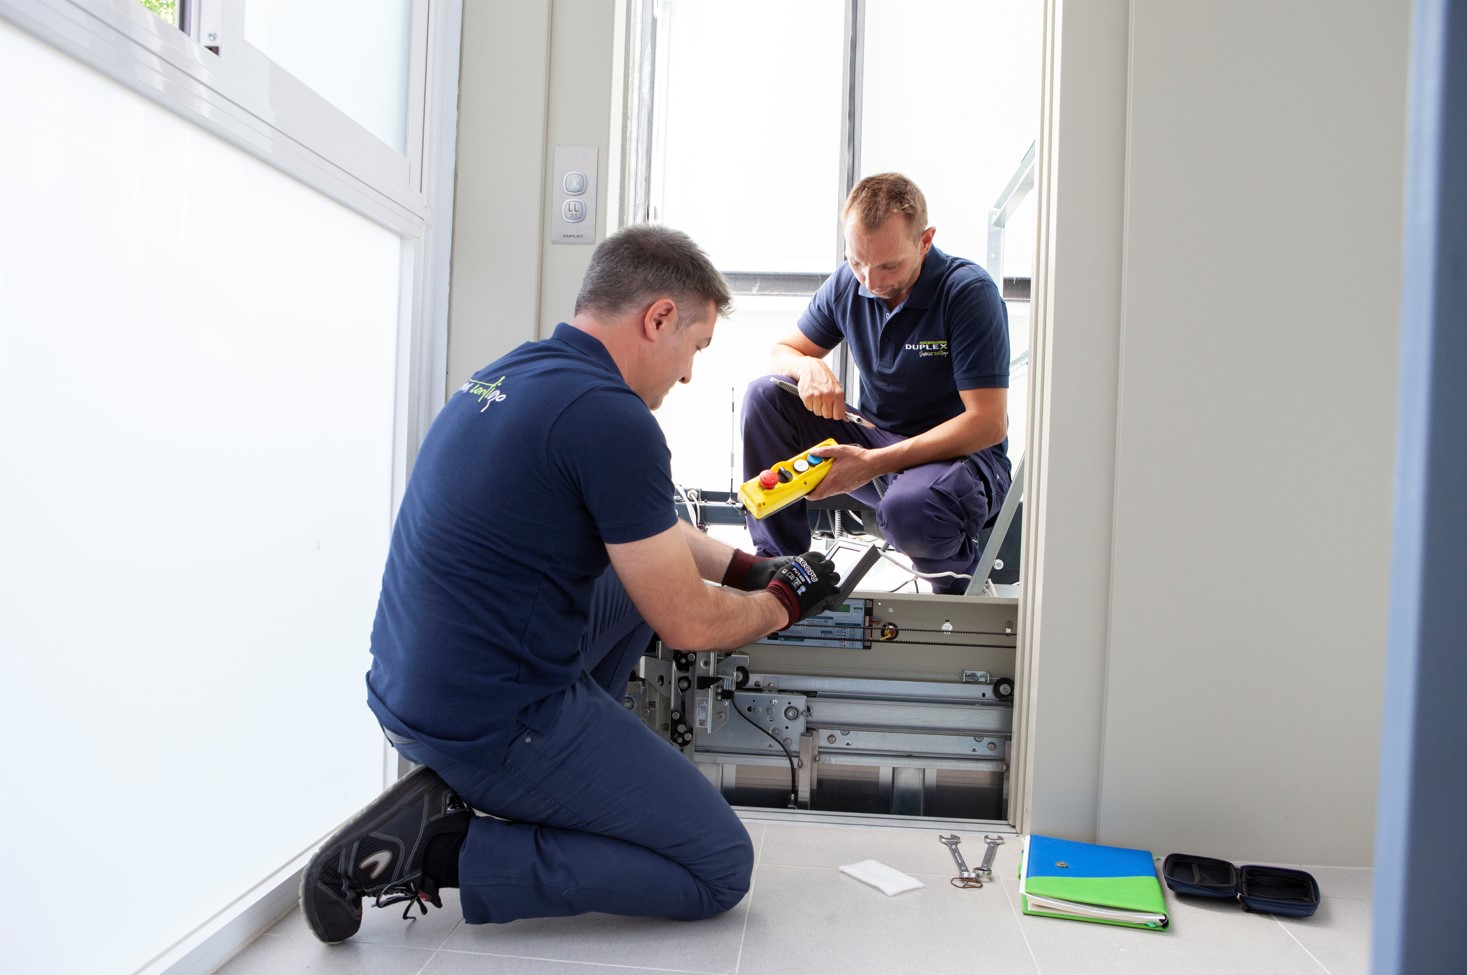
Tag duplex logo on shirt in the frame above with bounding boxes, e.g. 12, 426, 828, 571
904, 340, 949, 358
459, 375, 507, 412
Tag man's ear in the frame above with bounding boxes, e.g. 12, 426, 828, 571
642, 297, 678, 339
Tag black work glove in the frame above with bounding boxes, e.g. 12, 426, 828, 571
722, 549, 795, 591
764, 551, 843, 628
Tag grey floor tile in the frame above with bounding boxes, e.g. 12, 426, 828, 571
737, 862, 1038, 975
438, 871, 753, 973
423, 950, 720, 974
1278, 893, 1372, 975
741, 819, 767, 861
1307, 865, 1372, 902
758, 820, 1018, 881
1019, 904, 1322, 975
267, 888, 467, 950
213, 933, 436, 975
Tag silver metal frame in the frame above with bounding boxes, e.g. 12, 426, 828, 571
961, 143, 1039, 595
966, 454, 1025, 596
837, 0, 865, 254
617, 0, 657, 226
987, 140, 1037, 293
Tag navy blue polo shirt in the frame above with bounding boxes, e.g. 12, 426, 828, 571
798, 246, 1011, 479
365, 323, 677, 761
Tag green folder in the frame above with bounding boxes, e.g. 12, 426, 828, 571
1019, 834, 1170, 930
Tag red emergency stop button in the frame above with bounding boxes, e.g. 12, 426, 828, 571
758, 469, 778, 489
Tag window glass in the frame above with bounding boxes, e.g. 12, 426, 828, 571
653, 0, 846, 273
243, 0, 412, 152
860, 0, 1041, 268
1001, 189, 1037, 283
660, 295, 810, 491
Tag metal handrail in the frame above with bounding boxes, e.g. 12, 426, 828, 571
986, 141, 1037, 292
966, 144, 1038, 596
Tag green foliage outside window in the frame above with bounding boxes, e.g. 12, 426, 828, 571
137, 0, 178, 28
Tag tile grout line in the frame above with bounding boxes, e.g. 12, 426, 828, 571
1275, 916, 1334, 973
999, 872, 1045, 974
414, 941, 437, 975
731, 821, 765, 974
416, 915, 466, 975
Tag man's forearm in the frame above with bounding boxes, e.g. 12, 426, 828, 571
770, 342, 810, 376
608, 525, 790, 649
680, 521, 739, 582
689, 586, 792, 649
871, 410, 1006, 474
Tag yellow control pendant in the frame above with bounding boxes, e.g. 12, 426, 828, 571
737, 438, 838, 520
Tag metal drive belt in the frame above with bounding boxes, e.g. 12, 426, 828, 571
778, 619, 1017, 649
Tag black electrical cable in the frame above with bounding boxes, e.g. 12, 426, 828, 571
728, 691, 799, 808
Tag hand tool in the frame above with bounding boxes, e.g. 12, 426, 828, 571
940, 834, 983, 889
770, 376, 877, 430
976, 834, 1004, 879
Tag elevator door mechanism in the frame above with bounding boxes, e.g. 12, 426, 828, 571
625, 591, 1018, 824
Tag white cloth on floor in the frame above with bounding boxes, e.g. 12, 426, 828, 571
839, 859, 925, 896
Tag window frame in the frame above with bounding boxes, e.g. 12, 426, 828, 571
1, 0, 461, 467
622, 0, 867, 394
200, 0, 429, 196
625, 0, 865, 281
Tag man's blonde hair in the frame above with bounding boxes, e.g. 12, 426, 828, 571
842, 173, 928, 239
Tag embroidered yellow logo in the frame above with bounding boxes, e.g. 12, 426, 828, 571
460, 375, 507, 412
903, 340, 949, 358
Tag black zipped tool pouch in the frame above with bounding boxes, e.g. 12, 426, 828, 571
1161, 853, 1320, 918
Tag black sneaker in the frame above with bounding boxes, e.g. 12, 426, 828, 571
299, 764, 471, 944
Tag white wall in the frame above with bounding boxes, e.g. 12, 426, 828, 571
541, 1, 618, 332
1027, 0, 1408, 866
448, 0, 548, 383
448, 0, 615, 389
1016, 0, 1129, 849
0, 23, 398, 973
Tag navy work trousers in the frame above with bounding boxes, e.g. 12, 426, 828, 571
741, 375, 1002, 593
388, 567, 753, 924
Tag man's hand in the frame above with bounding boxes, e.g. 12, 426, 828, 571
743, 555, 794, 591
791, 361, 849, 422
806, 443, 886, 500
764, 551, 844, 627
771, 331, 850, 421
721, 550, 794, 591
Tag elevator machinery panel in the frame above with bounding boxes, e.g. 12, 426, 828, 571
626, 580, 1018, 827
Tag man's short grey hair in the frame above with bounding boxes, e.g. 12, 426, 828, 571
575, 224, 733, 326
